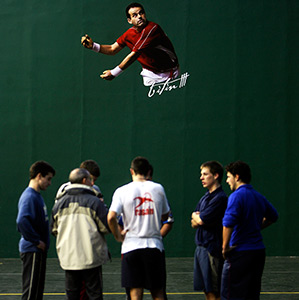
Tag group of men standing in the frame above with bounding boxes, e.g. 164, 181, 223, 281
191, 160, 278, 300
14, 2, 279, 300
16, 157, 173, 300
16, 158, 278, 300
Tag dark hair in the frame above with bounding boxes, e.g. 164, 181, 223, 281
225, 161, 251, 184
148, 164, 153, 178
80, 160, 100, 177
131, 156, 150, 176
200, 161, 224, 183
29, 161, 55, 179
69, 168, 90, 184
126, 2, 145, 18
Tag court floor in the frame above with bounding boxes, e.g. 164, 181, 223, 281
0, 256, 298, 299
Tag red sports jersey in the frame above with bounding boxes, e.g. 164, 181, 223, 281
117, 21, 178, 73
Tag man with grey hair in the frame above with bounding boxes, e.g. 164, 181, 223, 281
69, 168, 91, 183
51, 168, 110, 300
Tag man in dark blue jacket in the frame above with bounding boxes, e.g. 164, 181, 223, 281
16, 161, 55, 300
222, 161, 278, 300
191, 161, 227, 300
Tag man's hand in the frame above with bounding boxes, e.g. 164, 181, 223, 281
113, 228, 127, 242
192, 211, 200, 219
191, 218, 199, 228
37, 240, 46, 252
191, 211, 203, 228
222, 245, 237, 259
81, 34, 93, 49
108, 211, 126, 242
120, 229, 128, 240
100, 70, 115, 81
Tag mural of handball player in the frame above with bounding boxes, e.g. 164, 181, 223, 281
81, 2, 179, 86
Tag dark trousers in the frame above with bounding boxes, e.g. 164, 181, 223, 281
20, 251, 47, 300
221, 249, 266, 300
65, 266, 103, 300
80, 281, 89, 300
123, 250, 168, 300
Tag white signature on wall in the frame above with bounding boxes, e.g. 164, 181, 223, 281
147, 72, 190, 98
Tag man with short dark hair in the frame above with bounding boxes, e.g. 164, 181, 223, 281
52, 168, 110, 300
17, 160, 55, 300
191, 161, 227, 300
80, 160, 100, 183
221, 161, 279, 300
81, 3, 179, 86
108, 156, 170, 300
56, 159, 103, 201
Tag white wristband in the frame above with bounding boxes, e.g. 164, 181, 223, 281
110, 66, 123, 77
92, 42, 101, 53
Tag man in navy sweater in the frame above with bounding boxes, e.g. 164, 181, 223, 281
222, 161, 278, 300
17, 161, 55, 300
191, 161, 227, 300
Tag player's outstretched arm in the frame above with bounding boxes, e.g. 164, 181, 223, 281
100, 51, 139, 81
81, 35, 122, 56
100, 42, 123, 55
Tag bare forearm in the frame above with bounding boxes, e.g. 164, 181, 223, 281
100, 50, 138, 80
191, 211, 203, 227
222, 226, 233, 250
107, 212, 123, 242
81, 35, 122, 56
222, 226, 237, 259
160, 223, 173, 238
100, 44, 122, 55
118, 51, 139, 70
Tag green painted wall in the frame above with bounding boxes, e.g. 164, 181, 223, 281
0, 1, 298, 258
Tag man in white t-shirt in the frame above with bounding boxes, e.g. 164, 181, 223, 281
108, 156, 170, 300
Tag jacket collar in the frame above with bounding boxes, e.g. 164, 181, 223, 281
65, 183, 97, 195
